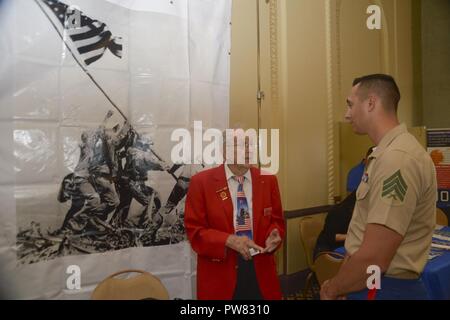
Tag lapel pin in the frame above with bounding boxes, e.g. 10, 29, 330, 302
220, 191, 228, 201
216, 187, 229, 201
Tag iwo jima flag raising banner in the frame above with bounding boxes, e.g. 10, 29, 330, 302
0, 0, 230, 298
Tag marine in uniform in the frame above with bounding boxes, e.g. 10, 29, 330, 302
321, 74, 437, 300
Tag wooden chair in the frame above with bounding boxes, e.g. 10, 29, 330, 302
436, 208, 448, 226
313, 251, 345, 286
91, 269, 170, 300
298, 216, 324, 297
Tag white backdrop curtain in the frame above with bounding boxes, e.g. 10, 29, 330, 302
0, 0, 231, 299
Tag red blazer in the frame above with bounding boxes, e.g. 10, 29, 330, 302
184, 165, 285, 300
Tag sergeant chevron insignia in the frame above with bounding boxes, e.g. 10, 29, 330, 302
382, 170, 408, 202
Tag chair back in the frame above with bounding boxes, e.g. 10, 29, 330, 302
91, 269, 170, 300
299, 216, 325, 269
436, 208, 448, 226
314, 252, 345, 286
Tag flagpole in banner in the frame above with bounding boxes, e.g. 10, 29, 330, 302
33, 0, 177, 179
33, 0, 127, 120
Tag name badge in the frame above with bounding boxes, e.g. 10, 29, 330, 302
362, 173, 369, 183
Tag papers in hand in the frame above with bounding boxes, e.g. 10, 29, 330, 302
249, 248, 260, 256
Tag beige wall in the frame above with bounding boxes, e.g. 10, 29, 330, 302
231, 0, 421, 274
281, 0, 330, 210
230, 0, 258, 130
422, 0, 450, 129
347, 0, 415, 123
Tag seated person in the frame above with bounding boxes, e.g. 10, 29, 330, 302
313, 146, 375, 258
313, 191, 356, 259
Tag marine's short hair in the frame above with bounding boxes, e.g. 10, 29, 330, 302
353, 74, 401, 112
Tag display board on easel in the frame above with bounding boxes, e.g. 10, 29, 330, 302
427, 129, 450, 209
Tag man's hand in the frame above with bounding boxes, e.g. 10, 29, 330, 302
320, 280, 336, 300
262, 229, 281, 253
226, 235, 264, 261
320, 280, 346, 300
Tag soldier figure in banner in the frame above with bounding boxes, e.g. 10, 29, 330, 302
57, 110, 130, 233
112, 130, 171, 232
154, 164, 204, 244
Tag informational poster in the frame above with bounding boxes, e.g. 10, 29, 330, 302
428, 129, 450, 208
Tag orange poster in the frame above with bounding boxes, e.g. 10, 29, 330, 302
428, 129, 450, 208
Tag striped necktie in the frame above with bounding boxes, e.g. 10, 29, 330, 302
234, 176, 252, 239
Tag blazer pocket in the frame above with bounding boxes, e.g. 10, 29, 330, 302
263, 206, 273, 216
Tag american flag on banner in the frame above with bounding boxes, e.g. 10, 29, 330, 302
41, 0, 122, 65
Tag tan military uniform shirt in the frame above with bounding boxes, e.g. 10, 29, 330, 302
345, 123, 437, 278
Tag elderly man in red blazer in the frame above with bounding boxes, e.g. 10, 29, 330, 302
184, 130, 285, 300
